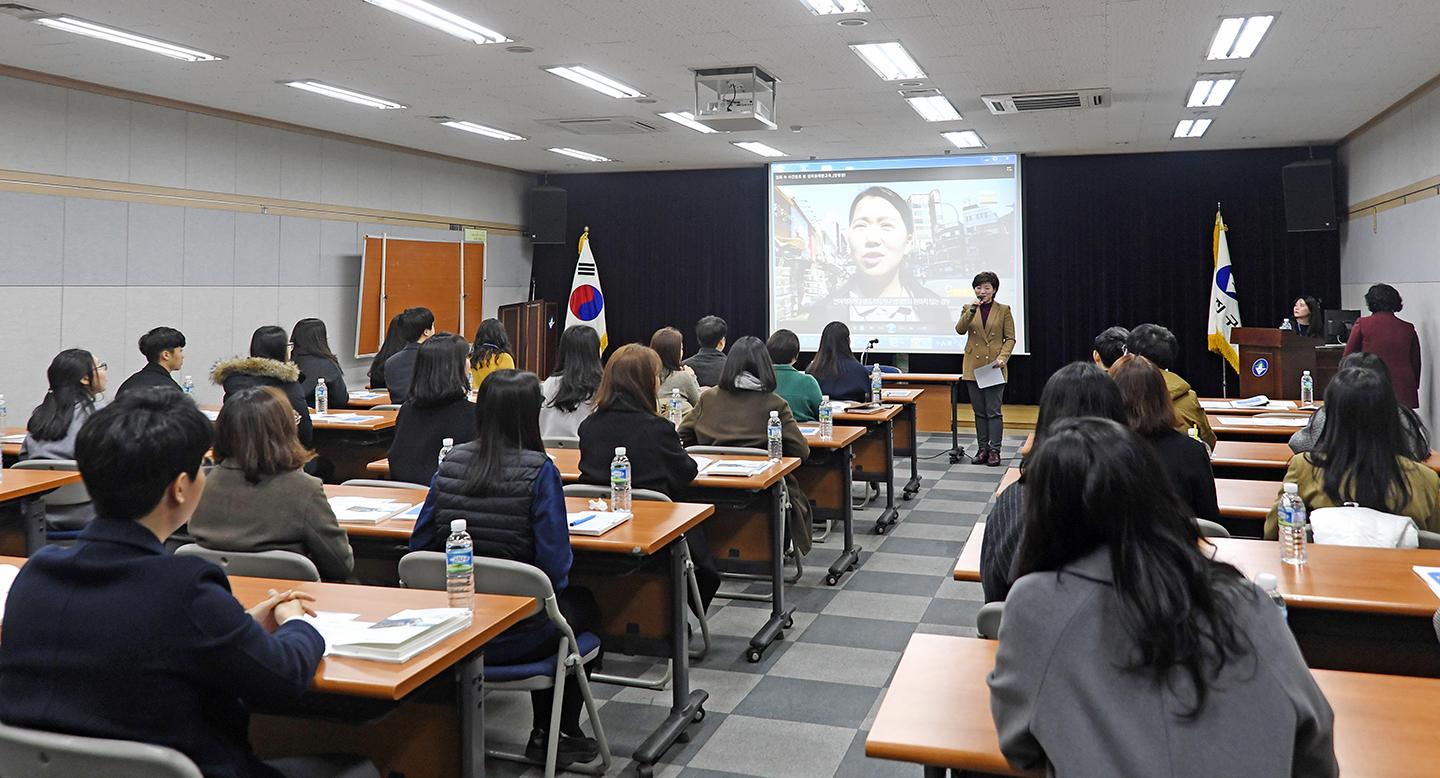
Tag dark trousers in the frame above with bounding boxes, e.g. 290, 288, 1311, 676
966, 381, 1005, 451
496, 587, 603, 735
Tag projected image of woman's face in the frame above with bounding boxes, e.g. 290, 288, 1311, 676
848, 196, 911, 288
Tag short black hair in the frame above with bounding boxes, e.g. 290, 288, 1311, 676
75, 389, 213, 521
696, 315, 727, 349
138, 327, 186, 363
400, 307, 436, 342
249, 325, 289, 362
1125, 324, 1178, 370
1364, 284, 1403, 313
766, 329, 801, 365
972, 271, 999, 290
1092, 326, 1129, 368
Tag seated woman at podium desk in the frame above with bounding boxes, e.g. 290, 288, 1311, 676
1280, 295, 1322, 338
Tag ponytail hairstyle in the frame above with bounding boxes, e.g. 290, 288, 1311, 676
27, 349, 99, 441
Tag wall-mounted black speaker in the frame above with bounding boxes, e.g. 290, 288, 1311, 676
1281, 159, 1336, 232
527, 186, 567, 244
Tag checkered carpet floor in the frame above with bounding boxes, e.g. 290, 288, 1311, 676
485, 433, 1026, 778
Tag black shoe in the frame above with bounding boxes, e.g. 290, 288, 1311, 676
970, 447, 989, 465
525, 729, 600, 766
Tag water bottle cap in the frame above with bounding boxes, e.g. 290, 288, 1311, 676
442, 437, 454, 445
1255, 573, 1278, 590
450, 519, 467, 532
1283, 482, 1299, 494
615, 446, 626, 455
770, 410, 779, 417
821, 395, 829, 402
1302, 370, 1310, 375
318, 378, 325, 383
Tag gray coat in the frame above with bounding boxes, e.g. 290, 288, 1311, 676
988, 547, 1337, 778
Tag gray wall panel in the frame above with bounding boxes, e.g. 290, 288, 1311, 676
61, 198, 128, 286
279, 132, 323, 203
185, 113, 237, 194
279, 215, 321, 285
125, 203, 185, 286
0, 77, 66, 175
318, 220, 361, 287
320, 138, 360, 208
128, 103, 188, 189
184, 208, 236, 285
64, 91, 130, 183
0, 190, 65, 286
235, 122, 284, 199
234, 211, 282, 286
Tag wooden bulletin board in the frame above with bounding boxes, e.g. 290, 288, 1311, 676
356, 235, 484, 357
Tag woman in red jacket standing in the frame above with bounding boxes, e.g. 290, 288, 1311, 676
1344, 283, 1422, 408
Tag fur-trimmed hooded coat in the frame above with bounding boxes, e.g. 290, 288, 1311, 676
212, 357, 314, 446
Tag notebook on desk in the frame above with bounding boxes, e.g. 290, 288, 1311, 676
327, 496, 415, 523
702, 460, 773, 477
0, 434, 25, 444
566, 510, 630, 536
302, 608, 472, 663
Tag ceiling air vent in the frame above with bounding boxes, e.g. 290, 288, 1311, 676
982, 88, 1111, 115
0, 3, 45, 16
534, 116, 668, 135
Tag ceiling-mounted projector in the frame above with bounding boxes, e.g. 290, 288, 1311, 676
692, 65, 778, 131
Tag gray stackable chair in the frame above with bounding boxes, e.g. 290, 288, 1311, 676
397, 552, 612, 778
11, 459, 93, 541
543, 436, 581, 450
975, 601, 1005, 640
373, 404, 401, 411
1420, 530, 1440, 549
172, 545, 321, 582
1194, 518, 1232, 539
686, 445, 805, 583
341, 478, 428, 491
0, 720, 204, 778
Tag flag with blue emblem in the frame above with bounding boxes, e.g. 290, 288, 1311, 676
567, 229, 608, 351
1207, 209, 1240, 372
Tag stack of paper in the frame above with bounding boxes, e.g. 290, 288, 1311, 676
702, 460, 773, 477
567, 510, 631, 536
311, 413, 377, 424
881, 390, 910, 399
1414, 567, 1440, 600
327, 496, 415, 523
0, 434, 26, 444
200, 409, 221, 421
1230, 395, 1271, 408
302, 608, 472, 663
348, 391, 385, 400
1249, 417, 1309, 427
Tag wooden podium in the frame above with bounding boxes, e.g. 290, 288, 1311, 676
1231, 327, 1339, 400
498, 301, 559, 380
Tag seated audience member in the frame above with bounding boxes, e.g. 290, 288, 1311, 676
188, 387, 354, 582
980, 361, 1127, 603
116, 327, 185, 398
1090, 325, 1128, 369
576, 344, 718, 610
20, 349, 106, 462
470, 318, 516, 391
541, 326, 603, 438
1264, 366, 1440, 539
1109, 354, 1221, 525
367, 314, 408, 391
383, 307, 435, 404
805, 321, 873, 402
1125, 323, 1216, 449
682, 315, 728, 387
1344, 283, 1422, 409
0, 391, 380, 778
989, 416, 1337, 777
651, 326, 702, 409
767, 328, 824, 422
680, 336, 816, 556
213, 326, 313, 447
291, 318, 350, 408
410, 370, 602, 767
1289, 352, 1430, 459
389, 333, 476, 486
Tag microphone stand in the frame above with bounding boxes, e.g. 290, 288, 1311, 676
860, 339, 879, 367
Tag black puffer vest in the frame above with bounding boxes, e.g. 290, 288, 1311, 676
431, 443, 550, 563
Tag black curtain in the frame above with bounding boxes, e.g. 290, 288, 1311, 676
530, 147, 1340, 404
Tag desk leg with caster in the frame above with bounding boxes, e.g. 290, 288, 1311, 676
871, 418, 900, 536
747, 483, 794, 663
949, 381, 962, 464
827, 443, 861, 585
456, 649, 485, 778
632, 539, 709, 778
901, 402, 922, 500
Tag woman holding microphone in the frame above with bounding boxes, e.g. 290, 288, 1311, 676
956, 271, 1016, 466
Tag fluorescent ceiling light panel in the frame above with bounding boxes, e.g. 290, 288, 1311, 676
548, 147, 612, 162
363, 0, 509, 44
800, 0, 871, 14
1187, 78, 1236, 107
849, 42, 926, 81
905, 94, 962, 122
942, 131, 985, 149
1173, 119, 1212, 138
545, 66, 645, 99
1207, 15, 1274, 59
732, 141, 787, 158
284, 81, 406, 109
657, 111, 718, 133
440, 120, 525, 140
30, 16, 222, 61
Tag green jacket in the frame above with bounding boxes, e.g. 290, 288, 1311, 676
774, 363, 824, 422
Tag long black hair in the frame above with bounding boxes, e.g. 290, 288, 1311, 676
290, 318, 337, 362
460, 370, 544, 496
805, 321, 859, 382
1031, 361, 1128, 453
548, 326, 603, 413
470, 318, 512, 371
249, 326, 289, 363
368, 315, 408, 388
1311, 366, 1411, 510
1014, 416, 1250, 716
409, 333, 471, 408
27, 349, 99, 441
718, 336, 778, 392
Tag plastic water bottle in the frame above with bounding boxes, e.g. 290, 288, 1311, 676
1256, 573, 1287, 622
767, 410, 783, 462
818, 395, 833, 441
668, 387, 683, 426
315, 377, 328, 414
610, 447, 632, 512
871, 364, 883, 403
446, 519, 474, 612
1279, 319, 1292, 330
181, 376, 194, 395
1278, 482, 1308, 565
1300, 370, 1314, 407
438, 437, 454, 470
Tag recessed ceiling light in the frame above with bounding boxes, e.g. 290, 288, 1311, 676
903, 92, 962, 122
732, 141, 787, 158
942, 131, 985, 149
837, 18, 869, 27
362, 0, 509, 44
545, 66, 645, 99
1207, 15, 1274, 60
548, 147, 613, 162
657, 111, 718, 134
29, 15, 223, 61
284, 81, 406, 109
1187, 77, 1237, 107
1173, 119, 1212, 138
801, 0, 871, 15
849, 42, 927, 81
898, 80, 925, 88
436, 118, 526, 141
505, 45, 534, 54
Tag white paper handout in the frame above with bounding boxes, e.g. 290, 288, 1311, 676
702, 460, 773, 477
973, 360, 1006, 389
301, 608, 472, 662
566, 510, 631, 536
327, 497, 414, 524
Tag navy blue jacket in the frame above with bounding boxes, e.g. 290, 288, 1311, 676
0, 518, 324, 778
384, 342, 422, 404
810, 359, 873, 402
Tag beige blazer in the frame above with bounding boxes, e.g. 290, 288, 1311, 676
956, 301, 1016, 381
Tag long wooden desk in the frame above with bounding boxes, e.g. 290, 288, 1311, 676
0, 469, 84, 555
846, 389, 925, 500
868, 633, 1440, 778
1211, 413, 1310, 442
832, 405, 905, 534
1211, 441, 1440, 478
202, 405, 399, 484
344, 390, 392, 408
883, 373, 963, 461
1199, 397, 1320, 415
793, 425, 866, 585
